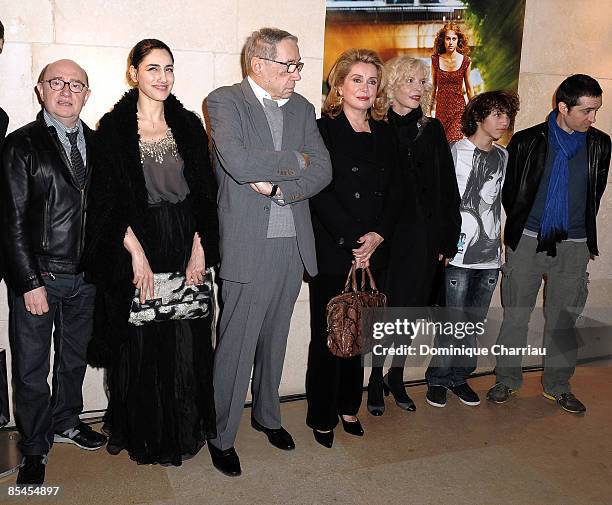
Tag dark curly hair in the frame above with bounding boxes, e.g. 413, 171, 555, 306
433, 22, 470, 56
461, 90, 520, 137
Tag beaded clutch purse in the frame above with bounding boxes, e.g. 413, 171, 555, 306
128, 270, 213, 326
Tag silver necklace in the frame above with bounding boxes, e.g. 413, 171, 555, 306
139, 129, 178, 164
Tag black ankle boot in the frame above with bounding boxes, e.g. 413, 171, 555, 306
383, 369, 416, 411
367, 372, 385, 416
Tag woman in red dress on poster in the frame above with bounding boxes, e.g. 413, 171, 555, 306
431, 22, 474, 142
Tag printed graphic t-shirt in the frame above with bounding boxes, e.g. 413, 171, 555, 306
449, 138, 508, 269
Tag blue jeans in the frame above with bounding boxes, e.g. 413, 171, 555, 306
425, 266, 499, 387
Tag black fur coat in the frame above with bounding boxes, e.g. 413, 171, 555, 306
84, 88, 219, 367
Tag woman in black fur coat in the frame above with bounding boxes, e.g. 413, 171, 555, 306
84, 39, 219, 466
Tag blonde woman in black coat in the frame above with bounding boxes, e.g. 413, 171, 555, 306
306, 48, 402, 448
369, 55, 460, 414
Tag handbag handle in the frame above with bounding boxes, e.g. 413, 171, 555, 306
360, 266, 379, 292
343, 264, 378, 293
343, 263, 359, 293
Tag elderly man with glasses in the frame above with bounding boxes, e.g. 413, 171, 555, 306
205, 27, 331, 476
1, 59, 107, 486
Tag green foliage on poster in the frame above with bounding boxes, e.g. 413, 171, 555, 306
463, 0, 526, 92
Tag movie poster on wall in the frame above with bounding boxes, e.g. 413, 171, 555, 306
323, 0, 527, 143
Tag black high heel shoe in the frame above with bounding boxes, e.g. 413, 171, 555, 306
383, 373, 416, 411
340, 417, 364, 437
367, 377, 385, 416
312, 429, 334, 448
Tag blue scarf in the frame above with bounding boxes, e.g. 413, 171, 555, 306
538, 110, 587, 255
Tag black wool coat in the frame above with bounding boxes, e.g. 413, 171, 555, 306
311, 112, 403, 275
84, 88, 219, 367
388, 113, 461, 259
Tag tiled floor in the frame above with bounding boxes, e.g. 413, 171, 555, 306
2, 366, 611, 505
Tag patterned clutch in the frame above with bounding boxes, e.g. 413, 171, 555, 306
128, 271, 213, 326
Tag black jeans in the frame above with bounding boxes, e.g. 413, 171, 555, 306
9, 273, 96, 455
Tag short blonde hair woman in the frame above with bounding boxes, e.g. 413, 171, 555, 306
384, 55, 432, 116
369, 54, 461, 412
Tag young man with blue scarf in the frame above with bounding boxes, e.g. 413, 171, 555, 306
487, 74, 610, 413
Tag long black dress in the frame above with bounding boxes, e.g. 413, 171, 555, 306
84, 89, 219, 466
104, 140, 215, 465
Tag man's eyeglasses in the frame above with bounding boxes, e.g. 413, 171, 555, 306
257, 57, 304, 74
42, 78, 88, 93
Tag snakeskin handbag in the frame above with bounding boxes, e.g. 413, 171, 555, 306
326, 265, 387, 358
128, 270, 213, 326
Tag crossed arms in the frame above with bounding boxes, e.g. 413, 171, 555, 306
206, 88, 331, 204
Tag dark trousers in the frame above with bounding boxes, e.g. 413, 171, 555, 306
382, 228, 440, 372
306, 270, 385, 431
8, 273, 96, 455
426, 266, 499, 387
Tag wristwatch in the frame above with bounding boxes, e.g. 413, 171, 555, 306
269, 184, 279, 197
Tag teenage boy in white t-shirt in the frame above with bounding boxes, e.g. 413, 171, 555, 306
425, 91, 520, 408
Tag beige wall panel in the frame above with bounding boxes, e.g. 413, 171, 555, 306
236, 0, 326, 59
169, 50, 215, 118
0, 43, 36, 133
587, 187, 612, 280
31, 44, 130, 129
296, 56, 326, 114
53, 0, 238, 53
81, 368, 107, 416
0, 321, 13, 419
280, 299, 310, 395
594, 78, 612, 140
515, 72, 564, 131
0, 283, 6, 321
213, 52, 244, 89
521, 0, 612, 77
0, 0, 53, 43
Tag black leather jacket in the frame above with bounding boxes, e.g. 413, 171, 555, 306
1, 112, 102, 296
502, 121, 611, 256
